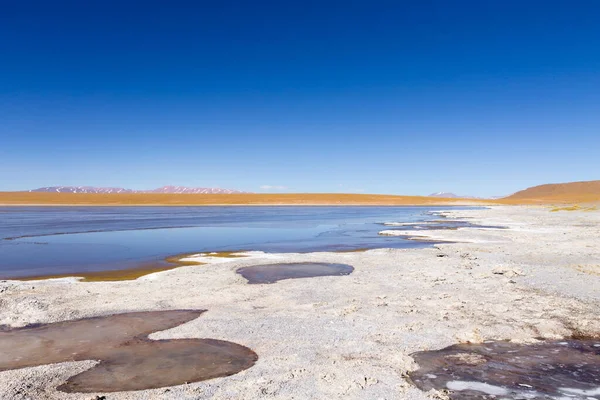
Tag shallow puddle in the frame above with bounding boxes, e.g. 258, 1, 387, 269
237, 262, 354, 284
0, 310, 257, 393
409, 339, 600, 399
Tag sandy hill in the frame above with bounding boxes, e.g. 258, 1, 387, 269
503, 180, 600, 204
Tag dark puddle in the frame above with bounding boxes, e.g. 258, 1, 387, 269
0, 310, 257, 393
237, 262, 354, 284
410, 339, 600, 399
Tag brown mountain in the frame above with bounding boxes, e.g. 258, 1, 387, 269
504, 180, 600, 203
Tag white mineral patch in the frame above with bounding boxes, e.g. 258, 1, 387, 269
446, 380, 509, 396
559, 387, 600, 396
179, 251, 284, 265
378, 228, 499, 243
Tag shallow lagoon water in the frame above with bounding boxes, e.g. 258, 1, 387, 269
0, 206, 476, 279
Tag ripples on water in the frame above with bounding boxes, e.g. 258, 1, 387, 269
0, 206, 471, 278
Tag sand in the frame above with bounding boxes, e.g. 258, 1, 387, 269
0, 206, 599, 399
0, 192, 487, 206
504, 180, 600, 203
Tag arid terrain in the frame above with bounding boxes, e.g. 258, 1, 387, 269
0, 180, 599, 399
2, 180, 599, 206
501, 180, 600, 204
0, 205, 599, 399
0, 192, 484, 206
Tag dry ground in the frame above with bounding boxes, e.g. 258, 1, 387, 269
0, 192, 487, 206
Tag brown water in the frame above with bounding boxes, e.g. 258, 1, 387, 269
0, 310, 257, 393
409, 339, 600, 399
237, 262, 354, 284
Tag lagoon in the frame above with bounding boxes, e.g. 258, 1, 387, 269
0, 206, 466, 279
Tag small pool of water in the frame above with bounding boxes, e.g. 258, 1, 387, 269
409, 339, 600, 399
0, 310, 257, 393
237, 262, 354, 284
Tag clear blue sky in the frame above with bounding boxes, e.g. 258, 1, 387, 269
1, 1, 599, 196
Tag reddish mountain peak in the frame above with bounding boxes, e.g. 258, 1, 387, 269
29, 186, 245, 194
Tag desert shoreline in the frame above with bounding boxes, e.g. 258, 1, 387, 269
1, 205, 599, 399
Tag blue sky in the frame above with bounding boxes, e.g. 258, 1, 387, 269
1, 1, 599, 196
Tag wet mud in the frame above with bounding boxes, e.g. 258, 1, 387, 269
237, 262, 354, 284
409, 339, 600, 399
0, 310, 257, 393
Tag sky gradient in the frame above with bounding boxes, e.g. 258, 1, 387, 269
1, 1, 599, 196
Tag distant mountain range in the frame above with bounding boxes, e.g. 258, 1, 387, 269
428, 192, 462, 198
29, 186, 245, 194
428, 192, 504, 199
